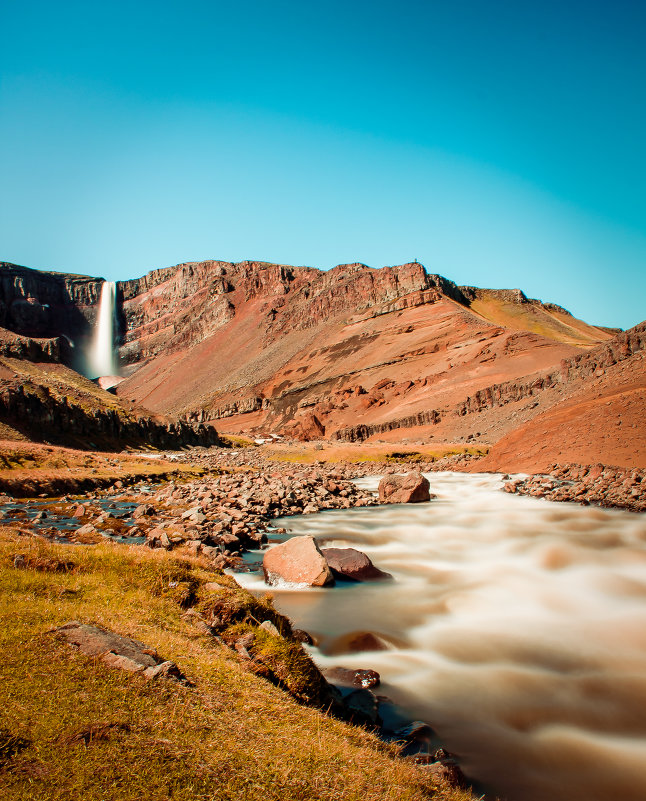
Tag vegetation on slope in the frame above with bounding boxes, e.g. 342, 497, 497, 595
265, 442, 487, 464
465, 292, 613, 347
0, 358, 221, 452
0, 529, 476, 801
0, 440, 207, 497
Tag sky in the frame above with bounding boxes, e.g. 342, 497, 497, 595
1, 0, 644, 328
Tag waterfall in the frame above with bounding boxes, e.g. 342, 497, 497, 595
88, 281, 117, 377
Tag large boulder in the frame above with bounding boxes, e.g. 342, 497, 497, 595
378, 471, 430, 503
263, 535, 334, 587
284, 412, 326, 442
321, 547, 392, 581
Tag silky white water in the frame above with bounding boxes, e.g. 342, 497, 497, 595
237, 472, 646, 801
88, 281, 116, 377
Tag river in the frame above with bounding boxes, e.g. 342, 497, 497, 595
236, 472, 646, 801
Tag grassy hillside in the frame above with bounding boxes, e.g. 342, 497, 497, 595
0, 440, 207, 496
467, 293, 612, 347
0, 529, 476, 801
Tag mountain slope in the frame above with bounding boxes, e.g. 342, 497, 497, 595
1, 258, 637, 471
459, 286, 619, 346
469, 323, 646, 471
115, 260, 613, 440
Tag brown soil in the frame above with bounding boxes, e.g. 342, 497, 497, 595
474, 381, 646, 473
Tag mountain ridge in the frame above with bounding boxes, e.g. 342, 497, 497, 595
0, 258, 642, 471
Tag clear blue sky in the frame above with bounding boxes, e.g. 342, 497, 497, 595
1, 0, 644, 328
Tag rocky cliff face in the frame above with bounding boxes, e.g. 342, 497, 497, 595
0, 262, 104, 371
0, 258, 626, 455
0, 377, 222, 450
0, 262, 102, 335
109, 258, 621, 437
116, 259, 468, 367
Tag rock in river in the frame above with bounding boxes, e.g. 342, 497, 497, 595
378, 471, 430, 503
263, 535, 334, 587
321, 547, 392, 581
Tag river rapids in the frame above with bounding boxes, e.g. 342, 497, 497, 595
237, 472, 646, 801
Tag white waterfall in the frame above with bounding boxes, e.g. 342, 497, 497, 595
88, 281, 117, 377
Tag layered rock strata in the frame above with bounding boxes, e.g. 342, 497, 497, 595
0, 381, 221, 451
0, 262, 103, 370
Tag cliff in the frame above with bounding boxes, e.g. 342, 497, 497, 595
113, 259, 615, 434
0, 258, 628, 460
0, 380, 221, 450
115, 260, 468, 366
0, 356, 222, 451
0, 263, 103, 332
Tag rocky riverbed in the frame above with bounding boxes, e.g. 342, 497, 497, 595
173, 446, 646, 513
2, 448, 643, 566
1, 455, 380, 568
503, 461, 646, 512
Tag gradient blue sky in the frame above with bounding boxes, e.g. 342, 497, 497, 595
1, 0, 644, 328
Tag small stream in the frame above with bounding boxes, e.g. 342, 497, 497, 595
235, 472, 646, 801
0, 490, 155, 544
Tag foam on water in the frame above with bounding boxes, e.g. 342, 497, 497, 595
238, 471, 646, 801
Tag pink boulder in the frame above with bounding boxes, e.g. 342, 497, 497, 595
378, 471, 431, 503
321, 547, 392, 581
263, 535, 334, 587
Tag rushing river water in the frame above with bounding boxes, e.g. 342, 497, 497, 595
236, 472, 646, 801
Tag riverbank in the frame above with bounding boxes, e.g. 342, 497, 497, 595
0, 440, 208, 497
0, 526, 475, 801
175, 443, 645, 515
1, 441, 643, 560
502, 461, 645, 513
3, 439, 645, 801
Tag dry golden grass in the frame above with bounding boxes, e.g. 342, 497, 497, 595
0, 357, 127, 412
264, 441, 486, 464
0, 528, 477, 801
468, 296, 606, 347
220, 434, 257, 448
0, 440, 206, 496
0, 421, 28, 442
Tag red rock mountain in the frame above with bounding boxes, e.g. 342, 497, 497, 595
114, 259, 643, 463
1, 258, 643, 470
114, 260, 610, 419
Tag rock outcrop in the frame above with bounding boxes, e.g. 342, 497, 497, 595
283, 412, 325, 442
0, 262, 103, 370
54, 622, 187, 681
333, 409, 441, 442
0, 377, 221, 450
